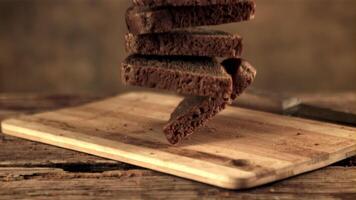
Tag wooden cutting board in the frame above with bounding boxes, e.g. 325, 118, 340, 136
2, 92, 356, 189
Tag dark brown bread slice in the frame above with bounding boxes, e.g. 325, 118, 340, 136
133, 0, 253, 7
163, 58, 256, 145
163, 96, 227, 144
125, 29, 243, 57
122, 55, 233, 99
222, 58, 257, 100
126, 2, 255, 34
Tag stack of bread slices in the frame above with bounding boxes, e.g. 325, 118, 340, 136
122, 0, 257, 145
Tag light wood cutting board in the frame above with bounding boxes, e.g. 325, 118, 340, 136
2, 92, 356, 189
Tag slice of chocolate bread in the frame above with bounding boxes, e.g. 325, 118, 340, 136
222, 58, 257, 100
126, 2, 255, 34
125, 29, 243, 57
133, 0, 253, 7
163, 96, 227, 144
122, 55, 233, 99
163, 58, 256, 145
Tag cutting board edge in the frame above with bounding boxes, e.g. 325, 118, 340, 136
2, 118, 356, 190
1, 119, 252, 189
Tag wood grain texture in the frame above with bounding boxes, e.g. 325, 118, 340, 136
1, 93, 356, 199
1, 93, 355, 168
233, 89, 300, 114
235, 91, 356, 126
294, 92, 356, 125
0, 94, 126, 170
1, 167, 356, 200
0, 134, 130, 170
2, 92, 356, 189
0, 94, 102, 122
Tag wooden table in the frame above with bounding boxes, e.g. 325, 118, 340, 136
0, 93, 355, 199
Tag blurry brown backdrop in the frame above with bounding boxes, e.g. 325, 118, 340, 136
0, 0, 355, 95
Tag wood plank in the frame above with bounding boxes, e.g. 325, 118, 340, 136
0, 93, 128, 169
295, 92, 356, 125
0, 93, 355, 198
233, 89, 300, 114
0, 94, 102, 122
235, 91, 356, 165
0, 93, 102, 111
0, 93, 355, 168
0, 134, 135, 171
2, 92, 356, 189
1, 167, 355, 200
236, 91, 356, 126
1, 130, 354, 169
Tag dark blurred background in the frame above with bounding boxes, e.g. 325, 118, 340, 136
0, 0, 355, 95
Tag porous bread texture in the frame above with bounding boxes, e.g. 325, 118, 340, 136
126, 2, 255, 34
164, 96, 227, 145
163, 58, 257, 145
122, 55, 233, 99
125, 29, 242, 57
222, 58, 257, 100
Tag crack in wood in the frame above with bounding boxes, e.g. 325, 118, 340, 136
0, 160, 142, 172
0, 167, 355, 199
1, 169, 156, 182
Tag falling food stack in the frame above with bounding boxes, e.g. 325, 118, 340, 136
122, 0, 257, 144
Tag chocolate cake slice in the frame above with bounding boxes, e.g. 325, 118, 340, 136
163, 58, 256, 145
125, 29, 243, 57
122, 55, 233, 99
133, 0, 253, 7
126, 2, 256, 34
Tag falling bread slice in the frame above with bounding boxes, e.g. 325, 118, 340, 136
121, 55, 233, 99
222, 58, 257, 100
132, 0, 254, 7
164, 96, 227, 144
125, 29, 243, 57
126, 2, 256, 34
163, 58, 256, 145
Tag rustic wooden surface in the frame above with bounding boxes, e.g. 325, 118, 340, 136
234, 89, 301, 114
236, 91, 356, 126
0, 93, 355, 198
2, 92, 356, 189
295, 92, 356, 126
1, 167, 356, 200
